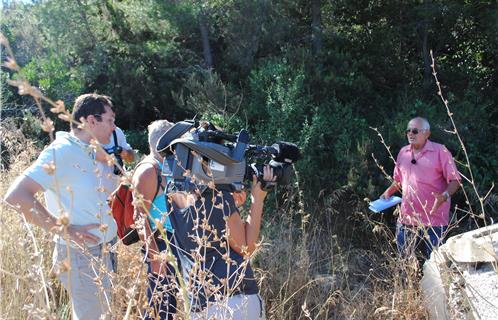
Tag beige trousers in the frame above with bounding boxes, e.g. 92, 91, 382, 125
53, 242, 113, 320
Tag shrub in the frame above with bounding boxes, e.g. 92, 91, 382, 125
124, 128, 149, 155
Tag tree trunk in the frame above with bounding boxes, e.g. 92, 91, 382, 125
419, 0, 432, 96
421, 20, 432, 94
198, 8, 213, 70
311, 0, 322, 56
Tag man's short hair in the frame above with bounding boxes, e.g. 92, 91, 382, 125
71, 94, 113, 130
148, 120, 174, 154
410, 117, 430, 130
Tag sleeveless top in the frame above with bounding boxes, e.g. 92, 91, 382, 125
148, 159, 173, 232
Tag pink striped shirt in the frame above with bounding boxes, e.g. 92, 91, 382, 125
393, 140, 460, 226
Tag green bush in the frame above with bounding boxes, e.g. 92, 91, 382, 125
124, 129, 149, 156
21, 55, 83, 104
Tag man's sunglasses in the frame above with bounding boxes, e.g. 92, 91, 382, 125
405, 128, 425, 135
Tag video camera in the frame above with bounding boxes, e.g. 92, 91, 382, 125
156, 120, 301, 192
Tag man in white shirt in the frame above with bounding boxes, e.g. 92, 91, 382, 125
4, 93, 119, 320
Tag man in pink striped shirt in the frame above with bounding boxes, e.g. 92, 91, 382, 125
381, 117, 460, 260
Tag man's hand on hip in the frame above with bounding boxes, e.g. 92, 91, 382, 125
63, 224, 101, 245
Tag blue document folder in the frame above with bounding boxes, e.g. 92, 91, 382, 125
369, 196, 402, 213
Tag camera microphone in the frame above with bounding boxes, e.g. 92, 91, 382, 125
271, 142, 301, 163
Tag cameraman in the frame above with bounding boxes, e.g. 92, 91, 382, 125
100, 126, 135, 195
169, 165, 275, 319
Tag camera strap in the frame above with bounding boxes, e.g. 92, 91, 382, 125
112, 130, 119, 152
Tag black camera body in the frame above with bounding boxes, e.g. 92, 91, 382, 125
156, 120, 300, 192
244, 142, 300, 190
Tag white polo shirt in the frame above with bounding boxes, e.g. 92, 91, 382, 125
23, 131, 117, 247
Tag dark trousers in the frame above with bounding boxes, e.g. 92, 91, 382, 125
142, 232, 180, 320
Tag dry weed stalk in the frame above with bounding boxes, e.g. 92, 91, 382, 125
0, 125, 62, 318
430, 50, 493, 224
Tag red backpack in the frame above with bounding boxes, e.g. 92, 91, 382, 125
109, 160, 162, 245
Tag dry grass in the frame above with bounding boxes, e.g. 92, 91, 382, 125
254, 198, 430, 320
0, 122, 65, 318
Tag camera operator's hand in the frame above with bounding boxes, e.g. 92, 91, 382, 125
251, 165, 275, 201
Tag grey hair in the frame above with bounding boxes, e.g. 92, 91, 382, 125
410, 117, 430, 130
148, 120, 173, 156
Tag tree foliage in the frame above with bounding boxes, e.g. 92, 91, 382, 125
2, 0, 497, 220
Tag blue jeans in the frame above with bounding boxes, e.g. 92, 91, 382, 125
142, 232, 179, 320
396, 223, 447, 260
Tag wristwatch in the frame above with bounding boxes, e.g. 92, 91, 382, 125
442, 191, 450, 201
